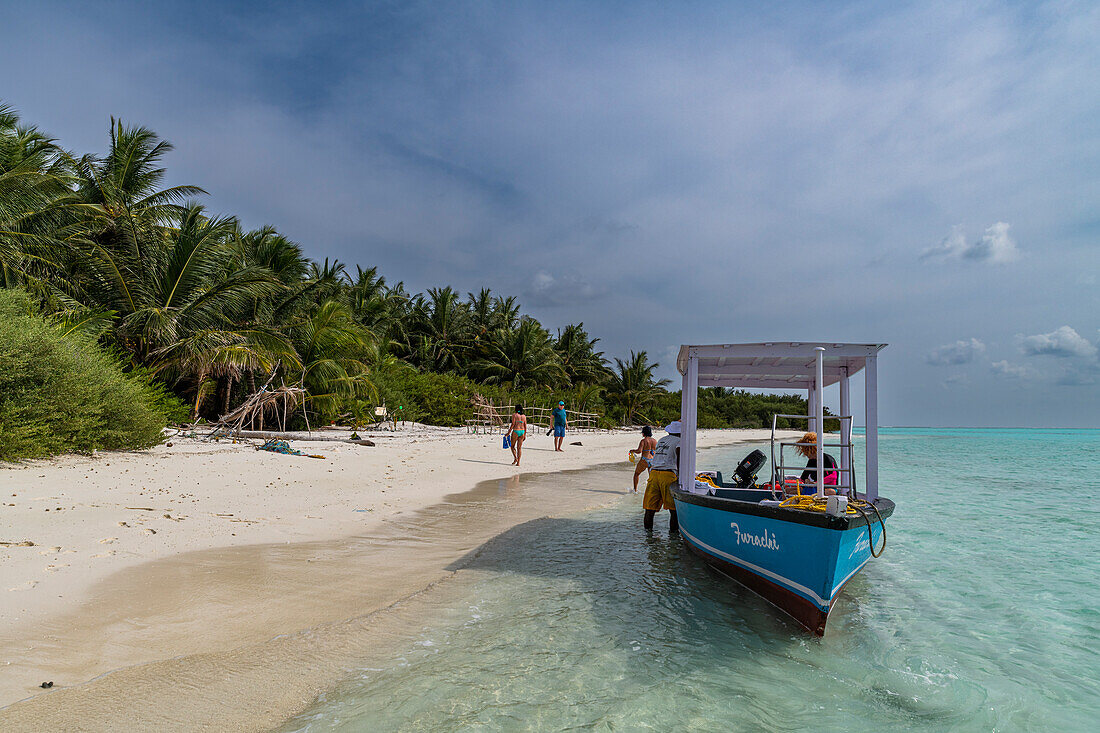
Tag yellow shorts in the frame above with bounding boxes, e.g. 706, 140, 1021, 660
642, 470, 678, 511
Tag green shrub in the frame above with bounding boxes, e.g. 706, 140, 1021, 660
0, 289, 173, 460
126, 364, 191, 424
366, 366, 572, 427
365, 367, 458, 426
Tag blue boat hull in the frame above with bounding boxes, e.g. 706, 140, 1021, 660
672, 489, 894, 634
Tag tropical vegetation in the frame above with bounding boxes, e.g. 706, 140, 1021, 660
0, 289, 185, 460
0, 102, 813, 456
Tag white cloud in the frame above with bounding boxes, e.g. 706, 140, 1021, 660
527, 270, 602, 307
1019, 326, 1097, 358
920, 226, 968, 260
991, 360, 1036, 379
532, 271, 555, 293
926, 338, 986, 365
921, 222, 1019, 263
967, 222, 1019, 262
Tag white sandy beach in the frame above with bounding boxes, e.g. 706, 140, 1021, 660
0, 426, 784, 729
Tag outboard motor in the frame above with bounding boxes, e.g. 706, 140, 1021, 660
733, 449, 768, 488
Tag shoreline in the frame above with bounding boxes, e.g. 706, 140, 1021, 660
0, 428, 788, 728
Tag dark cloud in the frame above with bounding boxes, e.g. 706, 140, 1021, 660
378, 135, 525, 210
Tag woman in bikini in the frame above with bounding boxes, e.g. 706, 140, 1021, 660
509, 406, 528, 466
628, 425, 657, 493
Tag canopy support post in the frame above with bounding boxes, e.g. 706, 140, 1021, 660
815, 347, 825, 498
807, 386, 817, 432
679, 353, 699, 492
839, 368, 851, 496
864, 355, 879, 502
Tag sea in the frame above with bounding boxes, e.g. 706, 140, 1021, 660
281, 428, 1100, 732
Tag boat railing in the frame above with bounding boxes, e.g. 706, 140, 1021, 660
770, 413, 856, 497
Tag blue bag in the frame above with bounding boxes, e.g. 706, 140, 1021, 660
503, 433, 511, 449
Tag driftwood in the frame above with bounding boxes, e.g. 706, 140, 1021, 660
232, 430, 372, 445
217, 384, 307, 436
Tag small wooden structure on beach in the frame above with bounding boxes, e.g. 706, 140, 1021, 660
466, 395, 602, 434
217, 385, 310, 435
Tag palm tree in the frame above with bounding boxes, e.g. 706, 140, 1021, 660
467, 287, 496, 343
264, 256, 349, 326
68, 202, 284, 417
77, 203, 278, 359
472, 318, 567, 388
493, 294, 521, 331
606, 351, 670, 425
234, 225, 309, 285
69, 119, 205, 286
411, 286, 471, 373
303, 258, 346, 304
554, 323, 609, 385
571, 382, 605, 412
61, 120, 242, 363
0, 103, 75, 288
153, 325, 295, 419
349, 265, 409, 346
285, 299, 376, 421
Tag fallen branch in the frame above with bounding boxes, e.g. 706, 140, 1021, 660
234, 430, 366, 443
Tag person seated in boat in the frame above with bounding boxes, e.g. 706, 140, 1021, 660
642, 421, 681, 532
628, 425, 657, 494
795, 432, 839, 495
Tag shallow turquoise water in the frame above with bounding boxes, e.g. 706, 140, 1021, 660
284, 429, 1100, 731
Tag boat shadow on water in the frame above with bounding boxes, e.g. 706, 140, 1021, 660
435, 514, 983, 726
445, 512, 876, 645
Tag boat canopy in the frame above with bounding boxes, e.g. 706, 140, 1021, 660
675, 342, 885, 390
676, 342, 887, 501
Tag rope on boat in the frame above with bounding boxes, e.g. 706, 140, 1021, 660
850, 500, 886, 558
777, 494, 887, 558
778, 494, 857, 514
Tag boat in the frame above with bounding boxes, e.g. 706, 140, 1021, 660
671, 342, 894, 635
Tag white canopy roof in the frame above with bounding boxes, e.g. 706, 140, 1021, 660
676, 342, 887, 390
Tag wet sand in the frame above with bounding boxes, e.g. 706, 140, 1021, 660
0, 466, 633, 730
0, 430, 782, 730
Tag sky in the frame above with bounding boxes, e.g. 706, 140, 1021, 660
2, 0, 1097, 427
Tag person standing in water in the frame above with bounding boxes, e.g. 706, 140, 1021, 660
642, 421, 681, 532
552, 400, 568, 452
509, 406, 528, 466
628, 425, 657, 493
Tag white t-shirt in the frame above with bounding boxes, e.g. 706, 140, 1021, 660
648, 434, 681, 473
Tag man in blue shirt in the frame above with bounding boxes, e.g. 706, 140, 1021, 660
552, 400, 567, 452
